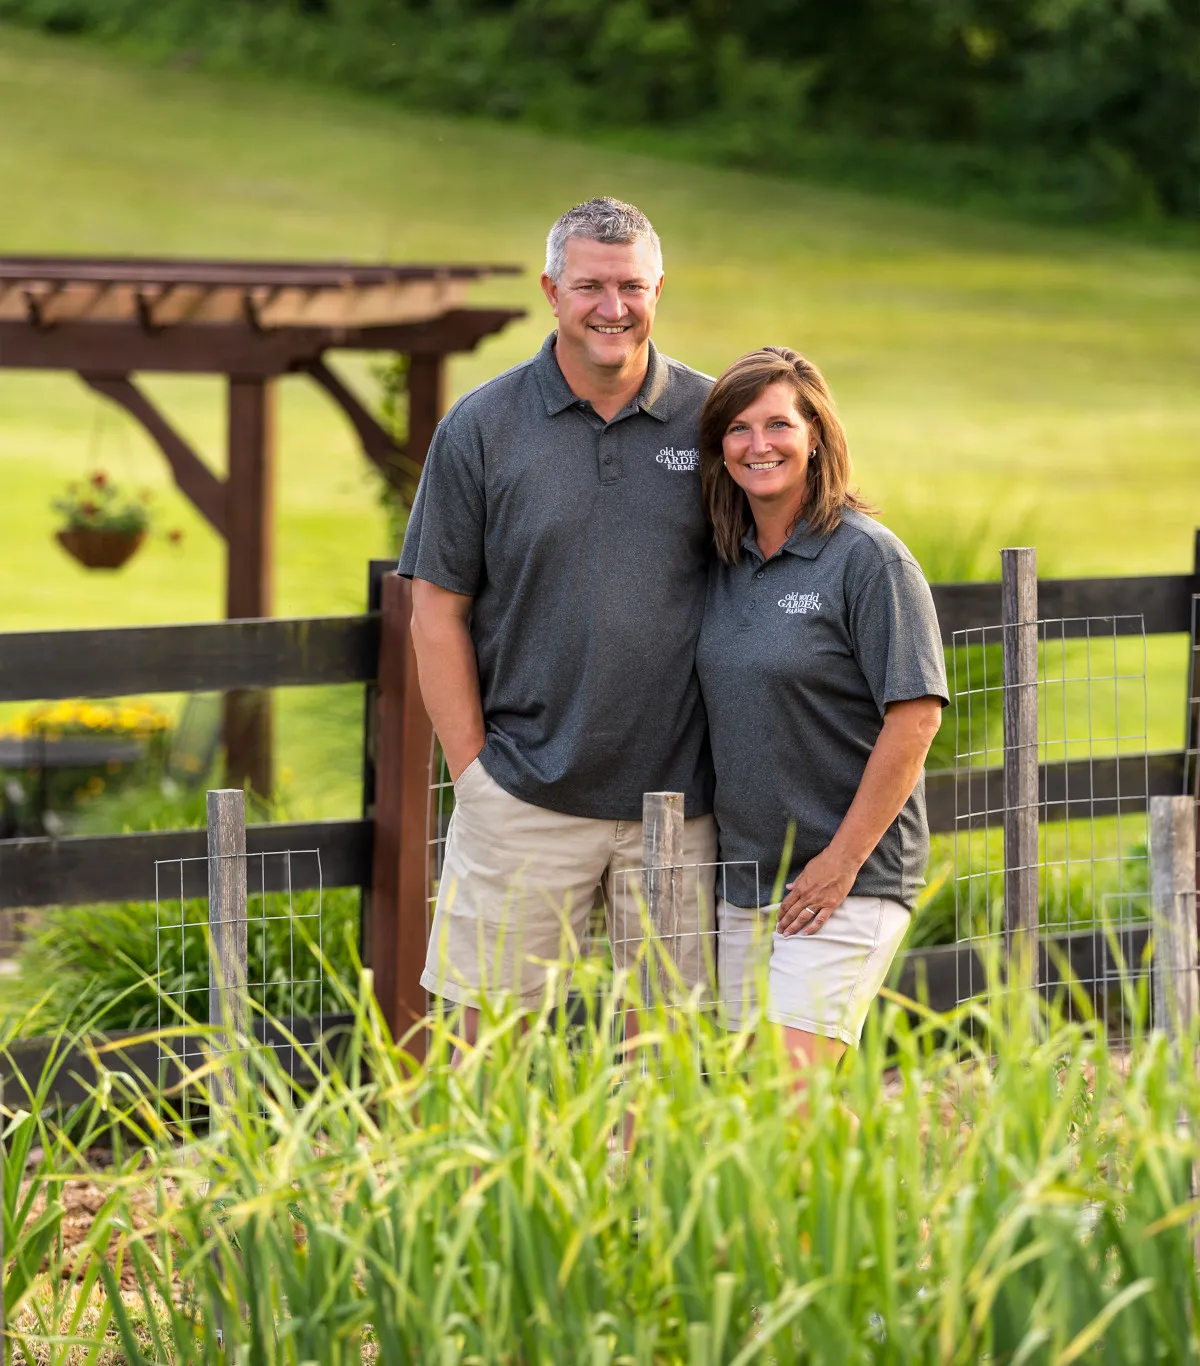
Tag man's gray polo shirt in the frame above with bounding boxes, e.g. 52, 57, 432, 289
398, 332, 715, 820
695, 508, 949, 909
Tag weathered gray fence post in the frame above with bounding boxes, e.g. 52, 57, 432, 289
642, 792, 684, 1005
1151, 795, 1199, 1044
1002, 547, 1039, 990
208, 788, 248, 1107
1150, 794, 1200, 1278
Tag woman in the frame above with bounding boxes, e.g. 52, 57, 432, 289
695, 347, 948, 1073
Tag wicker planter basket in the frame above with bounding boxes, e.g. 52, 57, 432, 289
56, 528, 146, 570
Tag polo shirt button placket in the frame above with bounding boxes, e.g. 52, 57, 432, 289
598, 428, 618, 483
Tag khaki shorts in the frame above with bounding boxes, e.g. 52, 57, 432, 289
718, 895, 910, 1046
421, 757, 718, 1008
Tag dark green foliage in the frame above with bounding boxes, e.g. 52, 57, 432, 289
1, 0, 1197, 220
9, 886, 360, 1033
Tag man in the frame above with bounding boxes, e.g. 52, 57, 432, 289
398, 197, 716, 1041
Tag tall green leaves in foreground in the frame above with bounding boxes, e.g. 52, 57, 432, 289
9, 963, 1200, 1364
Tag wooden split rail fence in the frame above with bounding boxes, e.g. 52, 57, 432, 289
1, 541, 1198, 1049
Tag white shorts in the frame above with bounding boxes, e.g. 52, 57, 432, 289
421, 757, 718, 1008
718, 895, 910, 1045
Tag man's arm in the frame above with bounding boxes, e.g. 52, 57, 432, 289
410, 578, 486, 783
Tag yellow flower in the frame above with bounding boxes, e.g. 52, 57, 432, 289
6, 697, 171, 742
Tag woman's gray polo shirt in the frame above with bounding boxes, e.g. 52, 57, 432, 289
398, 332, 715, 821
695, 508, 948, 909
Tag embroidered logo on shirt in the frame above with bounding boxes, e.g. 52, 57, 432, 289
778, 591, 823, 615
656, 446, 700, 472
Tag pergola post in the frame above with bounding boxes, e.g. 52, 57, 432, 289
223, 376, 276, 798
407, 354, 446, 465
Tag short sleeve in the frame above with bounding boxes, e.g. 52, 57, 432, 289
848, 558, 949, 716
396, 409, 485, 596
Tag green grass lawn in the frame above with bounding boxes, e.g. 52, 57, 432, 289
0, 27, 1196, 820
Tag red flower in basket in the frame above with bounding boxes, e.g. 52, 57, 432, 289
91, 470, 109, 489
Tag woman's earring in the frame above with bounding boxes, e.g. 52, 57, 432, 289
722, 460, 728, 469
809, 448, 818, 458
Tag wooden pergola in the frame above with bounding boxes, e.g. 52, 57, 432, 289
0, 255, 524, 795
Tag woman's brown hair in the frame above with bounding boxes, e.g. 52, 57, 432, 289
700, 346, 874, 564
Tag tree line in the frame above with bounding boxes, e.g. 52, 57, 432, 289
5, 0, 1198, 220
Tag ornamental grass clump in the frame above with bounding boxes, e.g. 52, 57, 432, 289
7, 960, 1200, 1364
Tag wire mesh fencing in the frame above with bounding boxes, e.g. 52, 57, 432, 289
154, 790, 326, 1119
608, 857, 760, 1019
950, 607, 1155, 1040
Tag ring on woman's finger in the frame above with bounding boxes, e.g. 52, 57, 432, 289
803, 905, 817, 917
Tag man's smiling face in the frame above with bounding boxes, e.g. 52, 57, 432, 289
541, 236, 663, 377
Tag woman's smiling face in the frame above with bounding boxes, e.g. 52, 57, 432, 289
720, 380, 815, 513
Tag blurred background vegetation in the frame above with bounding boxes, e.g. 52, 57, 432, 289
3, 0, 1199, 223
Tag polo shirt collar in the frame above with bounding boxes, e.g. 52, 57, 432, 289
533, 331, 673, 422
637, 342, 671, 421
738, 517, 834, 563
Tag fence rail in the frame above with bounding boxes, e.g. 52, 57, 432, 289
931, 573, 1194, 639
0, 574, 1192, 707
0, 615, 379, 701
0, 819, 370, 910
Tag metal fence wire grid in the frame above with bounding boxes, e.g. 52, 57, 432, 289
951, 612, 1156, 1038
155, 837, 325, 1111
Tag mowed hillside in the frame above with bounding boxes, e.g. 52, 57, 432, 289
0, 28, 1196, 812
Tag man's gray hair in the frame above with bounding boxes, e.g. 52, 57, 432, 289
544, 197, 663, 282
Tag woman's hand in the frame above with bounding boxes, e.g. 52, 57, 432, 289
777, 846, 861, 937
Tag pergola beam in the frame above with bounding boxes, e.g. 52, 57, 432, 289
302, 357, 423, 491
0, 257, 519, 286
0, 309, 523, 375
79, 373, 227, 537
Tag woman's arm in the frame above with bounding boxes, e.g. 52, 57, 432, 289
776, 696, 944, 937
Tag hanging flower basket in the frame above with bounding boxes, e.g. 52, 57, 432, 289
51, 470, 182, 571
56, 526, 147, 570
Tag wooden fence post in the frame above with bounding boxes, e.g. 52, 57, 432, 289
1151, 795, 1199, 1044
1187, 529, 1200, 910
1002, 547, 1040, 990
642, 792, 684, 1004
369, 573, 432, 1057
208, 789, 248, 1106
